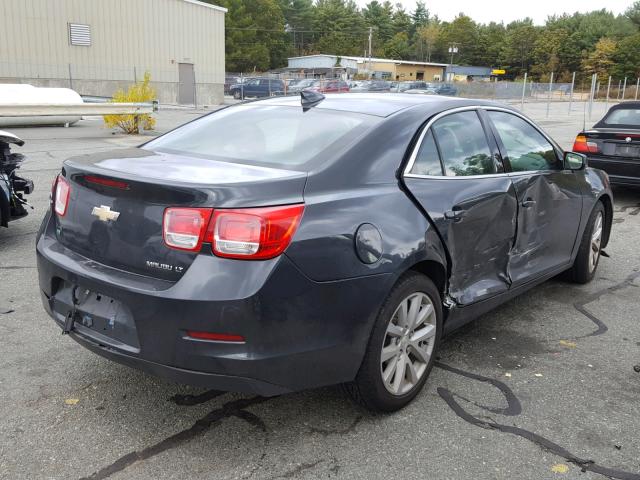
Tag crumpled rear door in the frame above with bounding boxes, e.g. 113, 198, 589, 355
404, 176, 517, 305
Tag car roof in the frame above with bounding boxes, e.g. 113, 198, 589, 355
249, 93, 477, 117
592, 101, 640, 129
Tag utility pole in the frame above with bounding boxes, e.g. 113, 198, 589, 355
368, 27, 373, 79
568, 71, 575, 115
447, 45, 458, 82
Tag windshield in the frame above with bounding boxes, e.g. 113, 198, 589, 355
602, 107, 640, 127
144, 105, 377, 169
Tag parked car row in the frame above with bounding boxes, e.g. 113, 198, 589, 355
227, 77, 459, 99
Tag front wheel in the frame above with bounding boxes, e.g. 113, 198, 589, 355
565, 202, 605, 284
346, 272, 442, 412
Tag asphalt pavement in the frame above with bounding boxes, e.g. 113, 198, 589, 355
1, 101, 639, 480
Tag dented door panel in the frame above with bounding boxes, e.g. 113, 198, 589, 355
404, 176, 517, 305
507, 171, 583, 284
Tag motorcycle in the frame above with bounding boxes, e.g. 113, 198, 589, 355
0, 130, 34, 228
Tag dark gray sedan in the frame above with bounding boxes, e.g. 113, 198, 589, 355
37, 94, 612, 412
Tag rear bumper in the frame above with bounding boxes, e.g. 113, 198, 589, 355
606, 175, 640, 187
37, 212, 392, 395
66, 327, 291, 396
587, 156, 640, 186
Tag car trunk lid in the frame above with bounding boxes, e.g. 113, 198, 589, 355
583, 129, 640, 158
55, 148, 307, 281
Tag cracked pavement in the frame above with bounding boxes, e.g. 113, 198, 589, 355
1, 102, 639, 480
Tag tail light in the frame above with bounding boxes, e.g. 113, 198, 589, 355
162, 204, 304, 259
53, 175, 71, 216
163, 208, 213, 252
208, 204, 304, 259
573, 135, 599, 154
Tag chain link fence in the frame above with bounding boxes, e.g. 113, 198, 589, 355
1, 60, 639, 111
224, 70, 640, 109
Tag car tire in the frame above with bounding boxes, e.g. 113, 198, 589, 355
565, 202, 605, 284
346, 272, 443, 412
233, 91, 241, 100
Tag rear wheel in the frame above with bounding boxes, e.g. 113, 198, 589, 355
346, 272, 442, 412
565, 202, 605, 284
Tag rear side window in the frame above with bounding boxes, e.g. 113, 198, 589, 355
602, 107, 640, 126
487, 111, 559, 172
431, 111, 495, 176
411, 130, 443, 176
144, 105, 376, 168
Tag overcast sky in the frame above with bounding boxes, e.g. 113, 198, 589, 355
356, 0, 632, 25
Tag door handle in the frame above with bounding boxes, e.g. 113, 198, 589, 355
444, 209, 465, 221
521, 198, 536, 208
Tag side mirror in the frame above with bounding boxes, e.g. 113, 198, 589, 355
564, 151, 586, 170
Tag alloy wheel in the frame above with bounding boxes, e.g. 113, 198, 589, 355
380, 292, 437, 396
589, 211, 603, 273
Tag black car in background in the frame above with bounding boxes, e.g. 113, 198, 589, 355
574, 101, 640, 187
229, 77, 285, 99
38, 94, 612, 412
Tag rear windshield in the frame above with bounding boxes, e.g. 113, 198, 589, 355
144, 105, 376, 169
601, 107, 640, 126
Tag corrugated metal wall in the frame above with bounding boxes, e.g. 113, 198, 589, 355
0, 0, 225, 84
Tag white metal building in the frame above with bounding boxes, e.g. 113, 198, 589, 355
288, 55, 448, 81
0, 0, 226, 105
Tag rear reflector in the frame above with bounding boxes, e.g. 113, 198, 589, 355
163, 208, 213, 252
186, 330, 245, 342
573, 135, 599, 154
54, 175, 70, 216
207, 204, 304, 260
85, 175, 129, 190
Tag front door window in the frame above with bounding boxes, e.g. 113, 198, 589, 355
487, 111, 561, 172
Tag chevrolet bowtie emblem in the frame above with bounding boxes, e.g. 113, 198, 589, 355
91, 205, 120, 222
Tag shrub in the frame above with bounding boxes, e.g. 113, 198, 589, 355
104, 71, 156, 134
